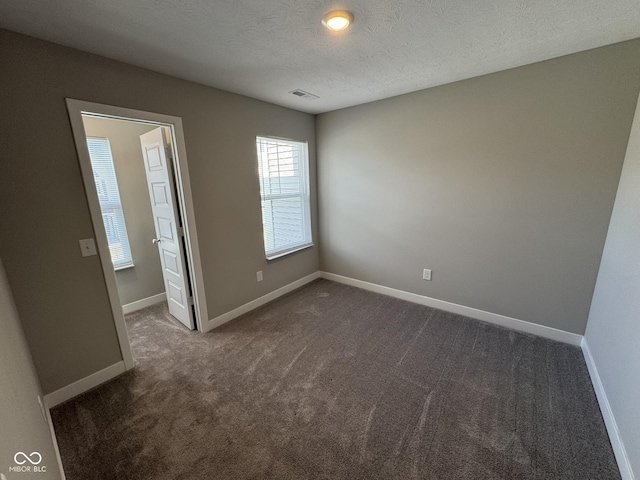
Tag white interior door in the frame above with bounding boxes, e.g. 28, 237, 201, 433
140, 127, 195, 330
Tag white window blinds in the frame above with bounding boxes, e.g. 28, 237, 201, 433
256, 137, 312, 259
86, 137, 133, 269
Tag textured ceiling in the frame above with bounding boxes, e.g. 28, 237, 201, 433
1, 0, 640, 113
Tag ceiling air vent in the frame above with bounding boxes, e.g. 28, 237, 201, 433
289, 89, 319, 100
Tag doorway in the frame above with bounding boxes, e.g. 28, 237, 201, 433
67, 99, 208, 370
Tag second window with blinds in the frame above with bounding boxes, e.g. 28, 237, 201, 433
86, 136, 134, 270
256, 136, 312, 259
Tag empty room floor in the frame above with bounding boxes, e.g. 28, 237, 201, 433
51, 279, 619, 479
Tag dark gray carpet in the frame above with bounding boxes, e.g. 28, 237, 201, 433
51, 279, 619, 479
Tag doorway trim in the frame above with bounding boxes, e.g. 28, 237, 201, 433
66, 99, 208, 370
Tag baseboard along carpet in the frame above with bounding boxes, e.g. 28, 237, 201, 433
51, 279, 619, 479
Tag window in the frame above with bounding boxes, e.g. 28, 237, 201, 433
86, 137, 133, 270
256, 136, 312, 259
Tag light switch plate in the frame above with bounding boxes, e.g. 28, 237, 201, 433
79, 238, 97, 257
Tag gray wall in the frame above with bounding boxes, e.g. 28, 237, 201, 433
82, 116, 165, 306
317, 40, 640, 335
0, 257, 62, 479
0, 29, 319, 394
585, 91, 640, 476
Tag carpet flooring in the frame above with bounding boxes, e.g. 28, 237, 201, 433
51, 279, 619, 479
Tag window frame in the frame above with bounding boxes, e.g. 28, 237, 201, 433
256, 136, 313, 260
86, 136, 134, 270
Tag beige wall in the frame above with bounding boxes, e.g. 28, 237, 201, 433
585, 90, 640, 476
0, 29, 319, 394
317, 40, 640, 335
0, 257, 62, 479
82, 116, 164, 306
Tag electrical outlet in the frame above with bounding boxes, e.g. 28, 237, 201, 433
256, 270, 263, 282
422, 269, 432, 281
79, 238, 97, 257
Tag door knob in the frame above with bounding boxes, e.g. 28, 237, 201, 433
152, 238, 162, 244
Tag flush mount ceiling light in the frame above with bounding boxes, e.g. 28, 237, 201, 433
322, 10, 354, 31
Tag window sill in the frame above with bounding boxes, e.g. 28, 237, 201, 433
266, 243, 314, 261
114, 263, 134, 271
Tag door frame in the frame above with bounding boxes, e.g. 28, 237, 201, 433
67, 99, 208, 370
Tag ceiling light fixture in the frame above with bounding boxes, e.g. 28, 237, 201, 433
322, 10, 354, 31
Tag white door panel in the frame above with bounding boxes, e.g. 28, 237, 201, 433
140, 127, 195, 329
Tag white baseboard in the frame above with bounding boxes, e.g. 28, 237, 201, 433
320, 272, 583, 346
43, 361, 126, 408
44, 403, 67, 480
582, 339, 634, 480
122, 292, 166, 314
205, 272, 321, 332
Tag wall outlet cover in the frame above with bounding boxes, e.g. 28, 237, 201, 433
79, 238, 97, 257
